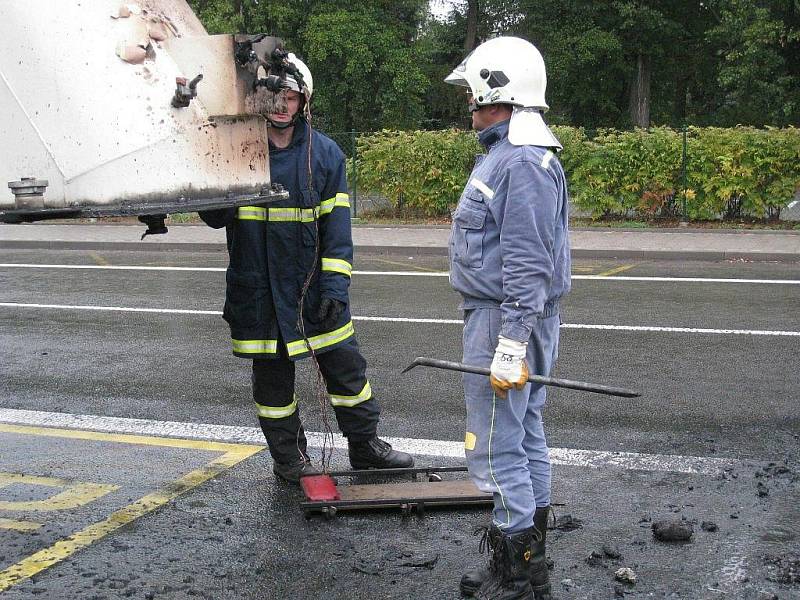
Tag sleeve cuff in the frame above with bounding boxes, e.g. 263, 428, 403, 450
500, 319, 532, 342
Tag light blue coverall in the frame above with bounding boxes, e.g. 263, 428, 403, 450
449, 119, 571, 533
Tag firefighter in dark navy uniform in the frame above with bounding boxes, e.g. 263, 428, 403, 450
200, 52, 413, 483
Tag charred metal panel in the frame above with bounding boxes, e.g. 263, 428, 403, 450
0, 1, 287, 222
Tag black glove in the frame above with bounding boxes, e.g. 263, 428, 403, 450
316, 297, 345, 330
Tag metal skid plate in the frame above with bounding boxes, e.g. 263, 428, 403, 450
0, 186, 288, 224
300, 466, 492, 519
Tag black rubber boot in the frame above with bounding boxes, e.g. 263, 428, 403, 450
474, 524, 538, 600
259, 413, 319, 483
530, 506, 552, 600
461, 507, 551, 598
460, 526, 500, 597
273, 452, 321, 483
348, 436, 414, 469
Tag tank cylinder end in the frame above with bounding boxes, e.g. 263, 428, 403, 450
8, 178, 49, 210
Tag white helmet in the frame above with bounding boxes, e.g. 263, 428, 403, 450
445, 36, 561, 149
285, 52, 313, 101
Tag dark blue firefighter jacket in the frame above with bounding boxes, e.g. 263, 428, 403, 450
200, 119, 355, 360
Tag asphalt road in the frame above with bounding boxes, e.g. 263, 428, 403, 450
1, 248, 798, 599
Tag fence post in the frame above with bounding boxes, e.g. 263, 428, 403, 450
350, 129, 358, 218
681, 125, 688, 218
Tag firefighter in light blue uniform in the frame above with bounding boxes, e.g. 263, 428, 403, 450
445, 38, 571, 600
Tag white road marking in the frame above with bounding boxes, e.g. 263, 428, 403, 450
0, 263, 225, 272
0, 302, 220, 316
575, 275, 800, 284
560, 323, 800, 336
1, 264, 799, 285
1, 302, 799, 336
0, 408, 740, 475
354, 315, 461, 324
358, 271, 448, 276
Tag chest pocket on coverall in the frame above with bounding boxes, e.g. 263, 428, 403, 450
453, 189, 488, 268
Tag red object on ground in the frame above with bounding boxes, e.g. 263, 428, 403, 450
300, 474, 341, 501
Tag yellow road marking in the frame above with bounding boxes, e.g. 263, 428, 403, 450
0, 518, 42, 532
0, 425, 263, 592
88, 252, 110, 266
597, 263, 639, 277
571, 266, 597, 273
0, 423, 252, 452
0, 473, 118, 511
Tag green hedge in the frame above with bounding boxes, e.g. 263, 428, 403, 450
354, 129, 481, 216
354, 126, 800, 219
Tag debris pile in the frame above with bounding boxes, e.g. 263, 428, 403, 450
763, 553, 800, 585
652, 519, 694, 542
614, 567, 637, 584
586, 545, 623, 569
701, 521, 718, 532
348, 545, 439, 576
553, 514, 583, 531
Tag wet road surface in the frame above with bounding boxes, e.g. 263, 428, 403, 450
1, 248, 798, 599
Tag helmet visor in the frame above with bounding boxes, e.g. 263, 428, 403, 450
444, 49, 475, 86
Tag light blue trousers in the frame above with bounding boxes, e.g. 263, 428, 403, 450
462, 307, 560, 533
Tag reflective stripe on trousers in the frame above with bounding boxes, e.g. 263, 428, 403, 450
252, 337, 380, 441
232, 321, 356, 359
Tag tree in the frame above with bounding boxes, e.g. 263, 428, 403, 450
302, 7, 429, 132
464, 0, 479, 51
188, 0, 800, 129
706, 0, 800, 126
612, 1, 682, 127
188, 0, 429, 132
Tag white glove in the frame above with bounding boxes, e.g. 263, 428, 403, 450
490, 336, 529, 399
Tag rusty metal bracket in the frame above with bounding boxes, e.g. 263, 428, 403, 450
171, 73, 203, 108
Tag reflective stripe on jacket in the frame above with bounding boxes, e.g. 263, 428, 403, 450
200, 119, 355, 360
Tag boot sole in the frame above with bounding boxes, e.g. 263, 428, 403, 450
273, 470, 302, 484
273, 466, 321, 483
474, 589, 533, 600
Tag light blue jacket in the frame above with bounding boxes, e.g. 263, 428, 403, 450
449, 119, 571, 342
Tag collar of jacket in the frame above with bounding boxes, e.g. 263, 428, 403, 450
477, 119, 510, 150
269, 117, 308, 153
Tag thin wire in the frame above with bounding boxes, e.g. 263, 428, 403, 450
295, 98, 335, 473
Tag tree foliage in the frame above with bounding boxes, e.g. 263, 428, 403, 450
707, 0, 800, 126
303, 9, 428, 132
188, 0, 799, 130
188, 0, 429, 131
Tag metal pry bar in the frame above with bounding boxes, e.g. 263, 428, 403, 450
402, 357, 640, 398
